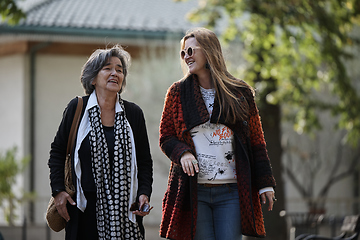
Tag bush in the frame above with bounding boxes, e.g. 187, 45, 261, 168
0, 147, 33, 225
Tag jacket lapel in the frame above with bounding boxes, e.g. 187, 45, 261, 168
180, 75, 209, 130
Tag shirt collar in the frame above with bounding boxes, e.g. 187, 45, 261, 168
87, 90, 124, 113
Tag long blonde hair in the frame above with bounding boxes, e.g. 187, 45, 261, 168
180, 28, 253, 124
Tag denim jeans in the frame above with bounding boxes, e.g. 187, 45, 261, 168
194, 183, 242, 240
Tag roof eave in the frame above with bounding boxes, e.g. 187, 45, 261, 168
0, 25, 185, 40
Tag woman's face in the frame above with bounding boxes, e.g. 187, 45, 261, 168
92, 56, 124, 95
182, 37, 208, 76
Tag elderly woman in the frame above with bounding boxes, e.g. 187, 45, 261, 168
48, 45, 153, 240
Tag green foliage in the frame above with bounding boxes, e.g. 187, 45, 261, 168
0, 0, 25, 25
0, 147, 33, 225
183, 0, 360, 145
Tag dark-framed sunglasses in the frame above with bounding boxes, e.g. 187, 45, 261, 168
180, 46, 201, 59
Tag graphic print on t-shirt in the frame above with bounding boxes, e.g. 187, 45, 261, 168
192, 87, 237, 183
191, 122, 236, 182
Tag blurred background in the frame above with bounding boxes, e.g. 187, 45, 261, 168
0, 0, 359, 239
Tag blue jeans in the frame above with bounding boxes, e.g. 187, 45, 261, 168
194, 183, 242, 240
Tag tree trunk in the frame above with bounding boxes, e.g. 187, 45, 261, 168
260, 102, 287, 240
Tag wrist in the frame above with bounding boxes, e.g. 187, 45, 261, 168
140, 194, 149, 201
52, 189, 64, 197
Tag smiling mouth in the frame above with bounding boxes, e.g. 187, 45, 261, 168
108, 79, 118, 84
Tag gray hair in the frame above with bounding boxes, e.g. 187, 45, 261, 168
80, 45, 131, 95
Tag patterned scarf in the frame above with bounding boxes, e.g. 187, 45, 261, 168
88, 99, 143, 240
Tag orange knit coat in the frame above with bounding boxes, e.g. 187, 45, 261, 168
159, 75, 276, 239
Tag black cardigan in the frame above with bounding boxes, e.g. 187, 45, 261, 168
48, 95, 153, 239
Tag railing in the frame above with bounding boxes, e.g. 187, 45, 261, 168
282, 197, 360, 240
286, 197, 360, 215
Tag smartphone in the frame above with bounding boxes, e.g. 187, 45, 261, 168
141, 203, 150, 212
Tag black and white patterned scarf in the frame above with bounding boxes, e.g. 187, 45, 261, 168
88, 99, 143, 240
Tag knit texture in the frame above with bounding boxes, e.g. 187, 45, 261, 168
159, 75, 276, 239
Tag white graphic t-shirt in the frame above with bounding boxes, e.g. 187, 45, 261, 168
190, 86, 237, 184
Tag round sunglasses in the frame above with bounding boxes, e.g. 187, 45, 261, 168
180, 46, 201, 59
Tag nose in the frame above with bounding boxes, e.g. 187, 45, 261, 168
111, 69, 117, 76
183, 52, 190, 61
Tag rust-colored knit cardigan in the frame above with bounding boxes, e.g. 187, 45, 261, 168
159, 75, 276, 239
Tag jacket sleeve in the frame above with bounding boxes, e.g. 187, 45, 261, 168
246, 89, 276, 189
125, 102, 153, 200
159, 83, 193, 165
48, 97, 78, 194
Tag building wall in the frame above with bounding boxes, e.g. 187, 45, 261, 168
0, 54, 28, 225
122, 46, 182, 226
0, 54, 27, 155
33, 54, 86, 223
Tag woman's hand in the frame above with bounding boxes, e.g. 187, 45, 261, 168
180, 152, 199, 176
260, 191, 276, 211
133, 194, 153, 217
54, 191, 76, 222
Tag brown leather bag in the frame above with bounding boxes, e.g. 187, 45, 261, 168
46, 96, 83, 232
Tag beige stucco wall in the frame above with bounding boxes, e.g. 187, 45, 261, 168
0, 54, 27, 156
122, 47, 182, 227
34, 54, 86, 223
0, 54, 29, 225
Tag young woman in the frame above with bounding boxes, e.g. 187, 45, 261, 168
159, 28, 276, 240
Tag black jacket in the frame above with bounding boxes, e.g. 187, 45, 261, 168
48, 95, 153, 239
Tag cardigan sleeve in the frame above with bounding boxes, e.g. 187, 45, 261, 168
159, 83, 193, 165
48, 97, 79, 194
245, 89, 276, 189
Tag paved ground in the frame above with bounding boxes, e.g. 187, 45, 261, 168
0, 224, 162, 240
145, 225, 162, 240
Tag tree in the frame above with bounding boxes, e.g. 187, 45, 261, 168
0, 147, 34, 226
283, 124, 360, 212
178, 0, 360, 239
0, 0, 25, 25
182, 0, 360, 145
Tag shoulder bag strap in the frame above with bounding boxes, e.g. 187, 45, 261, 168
65, 96, 83, 193
66, 96, 83, 155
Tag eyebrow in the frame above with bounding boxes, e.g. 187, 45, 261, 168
104, 62, 123, 68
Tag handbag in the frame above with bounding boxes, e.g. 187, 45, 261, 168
46, 96, 83, 232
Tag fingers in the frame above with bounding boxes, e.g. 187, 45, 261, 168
193, 159, 199, 173
133, 195, 152, 217
133, 207, 154, 217
266, 192, 275, 211
267, 193, 274, 211
138, 195, 149, 210
66, 194, 76, 206
54, 191, 75, 222
180, 152, 199, 176
260, 191, 276, 211
260, 193, 266, 205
